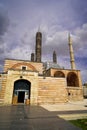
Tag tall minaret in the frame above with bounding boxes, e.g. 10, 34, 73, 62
68, 33, 76, 70
31, 53, 34, 62
35, 31, 42, 62
53, 51, 57, 63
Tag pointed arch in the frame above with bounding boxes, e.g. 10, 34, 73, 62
11, 63, 37, 71
67, 72, 79, 87
54, 71, 65, 77
12, 79, 31, 104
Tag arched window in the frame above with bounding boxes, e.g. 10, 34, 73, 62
54, 71, 65, 77
67, 72, 79, 87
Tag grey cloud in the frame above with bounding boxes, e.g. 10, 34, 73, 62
0, 7, 10, 70
72, 23, 87, 57
0, 10, 9, 36
0, 47, 4, 54
42, 30, 69, 57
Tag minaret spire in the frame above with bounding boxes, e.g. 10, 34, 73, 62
31, 53, 34, 62
68, 33, 76, 70
35, 30, 42, 62
38, 25, 40, 32
53, 51, 57, 63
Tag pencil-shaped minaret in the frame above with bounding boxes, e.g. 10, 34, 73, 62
35, 31, 42, 62
31, 53, 35, 62
53, 51, 57, 63
68, 33, 76, 70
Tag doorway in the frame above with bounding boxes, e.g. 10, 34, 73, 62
13, 79, 31, 104
18, 91, 25, 103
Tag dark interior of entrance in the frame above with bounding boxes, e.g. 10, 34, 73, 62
13, 79, 31, 104
18, 91, 25, 103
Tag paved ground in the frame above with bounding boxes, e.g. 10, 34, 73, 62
41, 99, 87, 111
0, 99, 87, 130
0, 104, 85, 130
41, 99, 87, 120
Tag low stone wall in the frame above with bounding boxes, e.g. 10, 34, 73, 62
66, 87, 83, 101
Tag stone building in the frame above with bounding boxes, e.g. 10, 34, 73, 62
0, 31, 83, 105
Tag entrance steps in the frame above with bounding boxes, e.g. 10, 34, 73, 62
0, 99, 4, 105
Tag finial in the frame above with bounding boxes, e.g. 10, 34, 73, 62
68, 32, 70, 40
38, 25, 41, 32
53, 50, 57, 63
68, 32, 72, 45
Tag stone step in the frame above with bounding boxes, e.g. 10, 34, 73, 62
58, 113, 87, 120
0, 99, 4, 104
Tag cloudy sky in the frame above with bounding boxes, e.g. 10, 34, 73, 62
0, 0, 87, 83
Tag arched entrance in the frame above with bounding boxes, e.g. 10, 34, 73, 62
67, 72, 79, 87
12, 79, 31, 105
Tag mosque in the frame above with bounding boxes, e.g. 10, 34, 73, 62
0, 31, 83, 105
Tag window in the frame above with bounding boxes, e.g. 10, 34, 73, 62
22, 66, 26, 70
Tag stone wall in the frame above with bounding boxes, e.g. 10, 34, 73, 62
4, 59, 43, 74
0, 74, 7, 103
4, 69, 39, 105
66, 87, 83, 101
0, 59, 83, 105
38, 76, 68, 104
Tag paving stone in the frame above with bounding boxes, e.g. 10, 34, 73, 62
0, 105, 82, 130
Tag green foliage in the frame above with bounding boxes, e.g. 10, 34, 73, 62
70, 119, 87, 130
83, 83, 87, 87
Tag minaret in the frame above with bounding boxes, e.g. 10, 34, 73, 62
53, 51, 57, 63
68, 33, 76, 70
35, 31, 42, 62
31, 53, 34, 62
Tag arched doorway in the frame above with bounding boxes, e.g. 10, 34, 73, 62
12, 79, 31, 104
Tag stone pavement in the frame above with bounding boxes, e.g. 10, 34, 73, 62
0, 104, 84, 130
41, 99, 87, 120
41, 99, 87, 111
